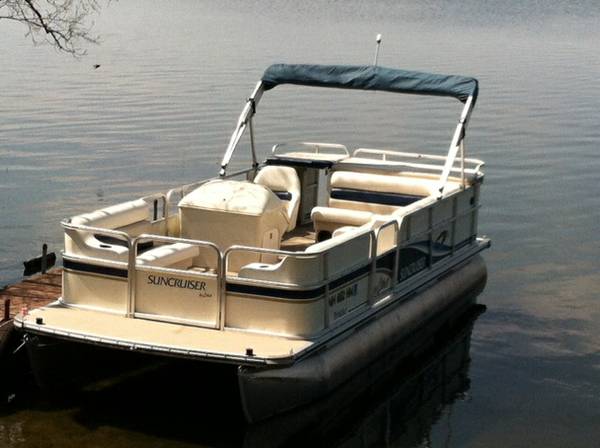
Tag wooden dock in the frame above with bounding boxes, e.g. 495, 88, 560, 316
1, 268, 62, 323
0, 269, 61, 397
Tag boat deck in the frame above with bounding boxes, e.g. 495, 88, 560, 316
280, 223, 315, 252
16, 304, 313, 365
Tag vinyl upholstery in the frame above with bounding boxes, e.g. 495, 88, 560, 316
254, 166, 301, 232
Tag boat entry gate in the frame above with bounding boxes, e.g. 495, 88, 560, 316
131, 235, 222, 329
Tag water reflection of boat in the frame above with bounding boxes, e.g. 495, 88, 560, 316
15, 62, 489, 421
244, 302, 485, 448
5, 287, 484, 447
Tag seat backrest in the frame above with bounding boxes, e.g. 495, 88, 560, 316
328, 171, 438, 214
65, 199, 160, 263
71, 199, 149, 229
254, 166, 301, 232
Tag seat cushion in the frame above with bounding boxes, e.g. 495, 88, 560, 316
311, 206, 374, 237
311, 207, 374, 227
137, 243, 200, 268
331, 171, 438, 196
327, 171, 445, 214
71, 199, 149, 229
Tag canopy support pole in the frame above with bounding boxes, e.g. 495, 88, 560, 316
220, 82, 264, 177
373, 34, 382, 66
249, 116, 257, 168
460, 140, 465, 188
437, 95, 474, 197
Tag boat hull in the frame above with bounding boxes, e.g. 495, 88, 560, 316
25, 333, 171, 396
21, 254, 486, 421
238, 254, 487, 422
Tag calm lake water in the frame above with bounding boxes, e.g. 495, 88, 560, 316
1, 0, 600, 446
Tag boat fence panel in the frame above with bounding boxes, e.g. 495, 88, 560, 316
454, 186, 479, 248
61, 223, 132, 314
395, 186, 481, 283
223, 231, 375, 337
62, 259, 129, 313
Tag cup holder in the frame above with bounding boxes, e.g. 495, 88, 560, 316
99, 243, 112, 249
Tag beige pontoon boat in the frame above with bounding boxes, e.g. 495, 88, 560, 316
15, 62, 489, 421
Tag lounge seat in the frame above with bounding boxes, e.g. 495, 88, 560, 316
327, 171, 438, 215
65, 199, 156, 262
311, 207, 374, 240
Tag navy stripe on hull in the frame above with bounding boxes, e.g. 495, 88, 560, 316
330, 188, 422, 207
226, 283, 326, 300
329, 264, 370, 290
228, 263, 371, 299
63, 258, 128, 278
63, 239, 476, 299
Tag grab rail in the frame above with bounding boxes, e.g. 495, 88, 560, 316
141, 193, 168, 222
352, 148, 484, 171
272, 142, 349, 157
62, 219, 132, 241
60, 184, 481, 334
373, 219, 400, 297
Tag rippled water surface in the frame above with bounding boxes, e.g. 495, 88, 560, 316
1, 1, 600, 446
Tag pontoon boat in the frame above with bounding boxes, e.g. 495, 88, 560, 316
15, 63, 490, 421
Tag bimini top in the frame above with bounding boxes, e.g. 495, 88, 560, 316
262, 64, 478, 104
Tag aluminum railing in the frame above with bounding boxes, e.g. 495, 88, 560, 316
351, 148, 485, 177
272, 142, 349, 158
60, 182, 481, 333
373, 219, 400, 298
353, 148, 484, 169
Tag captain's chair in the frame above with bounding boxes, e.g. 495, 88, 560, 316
254, 166, 301, 232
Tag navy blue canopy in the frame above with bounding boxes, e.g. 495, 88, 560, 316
262, 64, 478, 104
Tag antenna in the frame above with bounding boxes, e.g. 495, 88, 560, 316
373, 34, 382, 66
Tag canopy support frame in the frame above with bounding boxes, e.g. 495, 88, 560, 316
220, 67, 477, 185
437, 95, 475, 197
220, 81, 264, 177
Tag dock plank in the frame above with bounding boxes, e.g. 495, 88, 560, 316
1, 286, 61, 301
1, 269, 62, 322
4, 280, 61, 292
22, 276, 62, 287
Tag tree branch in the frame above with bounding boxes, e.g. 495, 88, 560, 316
0, 0, 102, 56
